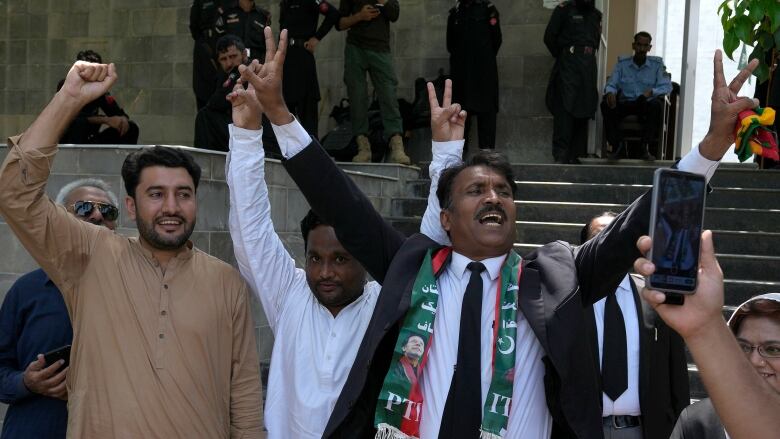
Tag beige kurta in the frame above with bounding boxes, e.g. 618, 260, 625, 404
0, 136, 263, 438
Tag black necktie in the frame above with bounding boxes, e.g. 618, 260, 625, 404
439, 262, 485, 439
602, 293, 628, 401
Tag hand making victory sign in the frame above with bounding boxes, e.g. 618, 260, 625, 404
237, 26, 293, 127
428, 79, 467, 142
699, 50, 760, 160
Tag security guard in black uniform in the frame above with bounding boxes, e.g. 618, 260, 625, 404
447, 0, 502, 151
544, 0, 601, 164
190, 0, 223, 110
217, 0, 271, 61
280, 0, 340, 137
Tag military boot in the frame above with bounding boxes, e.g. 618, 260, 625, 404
352, 135, 372, 163
388, 134, 411, 165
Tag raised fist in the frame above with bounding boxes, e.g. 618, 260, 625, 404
59, 62, 118, 106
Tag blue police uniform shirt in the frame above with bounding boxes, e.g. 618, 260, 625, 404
0, 269, 72, 439
604, 55, 673, 101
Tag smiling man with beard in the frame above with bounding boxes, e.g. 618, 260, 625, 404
0, 61, 263, 437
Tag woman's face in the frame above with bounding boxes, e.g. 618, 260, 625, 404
736, 315, 780, 394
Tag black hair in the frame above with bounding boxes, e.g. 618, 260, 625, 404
76, 50, 102, 63
300, 209, 328, 249
436, 151, 517, 210
216, 34, 246, 54
580, 211, 619, 244
121, 146, 202, 198
634, 31, 652, 43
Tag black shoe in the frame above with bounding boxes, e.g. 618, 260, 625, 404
607, 143, 625, 160
568, 157, 582, 164
640, 150, 656, 161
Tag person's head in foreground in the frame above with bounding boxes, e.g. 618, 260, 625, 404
56, 178, 120, 231
728, 293, 780, 394
301, 209, 367, 315
437, 151, 518, 259
121, 146, 201, 252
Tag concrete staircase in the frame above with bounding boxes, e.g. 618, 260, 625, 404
387, 160, 780, 400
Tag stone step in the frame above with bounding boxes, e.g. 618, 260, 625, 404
404, 179, 780, 209
514, 244, 777, 307
512, 244, 780, 285
687, 365, 708, 400
514, 182, 780, 208
514, 201, 780, 233
514, 222, 780, 257
509, 164, 775, 189
391, 198, 780, 233
415, 161, 772, 187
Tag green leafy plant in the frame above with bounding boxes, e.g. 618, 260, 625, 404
719, 0, 780, 82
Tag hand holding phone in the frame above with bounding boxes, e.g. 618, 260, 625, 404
23, 351, 69, 399
647, 169, 707, 294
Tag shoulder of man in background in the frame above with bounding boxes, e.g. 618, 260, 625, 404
254, 3, 271, 23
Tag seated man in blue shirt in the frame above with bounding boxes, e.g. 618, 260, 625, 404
601, 31, 672, 161
0, 178, 119, 439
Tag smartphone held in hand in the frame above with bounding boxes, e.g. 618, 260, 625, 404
44, 344, 71, 369
647, 169, 707, 294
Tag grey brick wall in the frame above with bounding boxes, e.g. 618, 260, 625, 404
0, 0, 557, 163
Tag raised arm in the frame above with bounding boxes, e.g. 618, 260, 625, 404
421, 79, 467, 245
635, 232, 780, 439
0, 63, 117, 297
238, 27, 405, 283
226, 81, 309, 331
575, 51, 759, 306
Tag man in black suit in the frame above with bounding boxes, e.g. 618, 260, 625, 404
237, 28, 757, 437
581, 212, 689, 439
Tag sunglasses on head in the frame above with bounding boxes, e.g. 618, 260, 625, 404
72, 200, 119, 221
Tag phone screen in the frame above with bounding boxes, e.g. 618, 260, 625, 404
648, 169, 706, 293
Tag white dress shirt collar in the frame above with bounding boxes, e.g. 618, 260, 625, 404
449, 251, 506, 282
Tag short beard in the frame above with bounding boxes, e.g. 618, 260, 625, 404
136, 216, 195, 251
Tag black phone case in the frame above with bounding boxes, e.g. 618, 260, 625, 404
43, 344, 71, 368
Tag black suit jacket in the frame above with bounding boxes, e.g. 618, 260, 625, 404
583, 275, 690, 439
283, 141, 653, 438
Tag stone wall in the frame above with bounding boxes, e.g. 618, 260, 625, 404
0, 143, 418, 422
0, 0, 557, 163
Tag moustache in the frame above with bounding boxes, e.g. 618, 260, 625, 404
474, 204, 507, 222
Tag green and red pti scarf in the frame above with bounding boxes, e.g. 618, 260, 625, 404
374, 247, 523, 439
